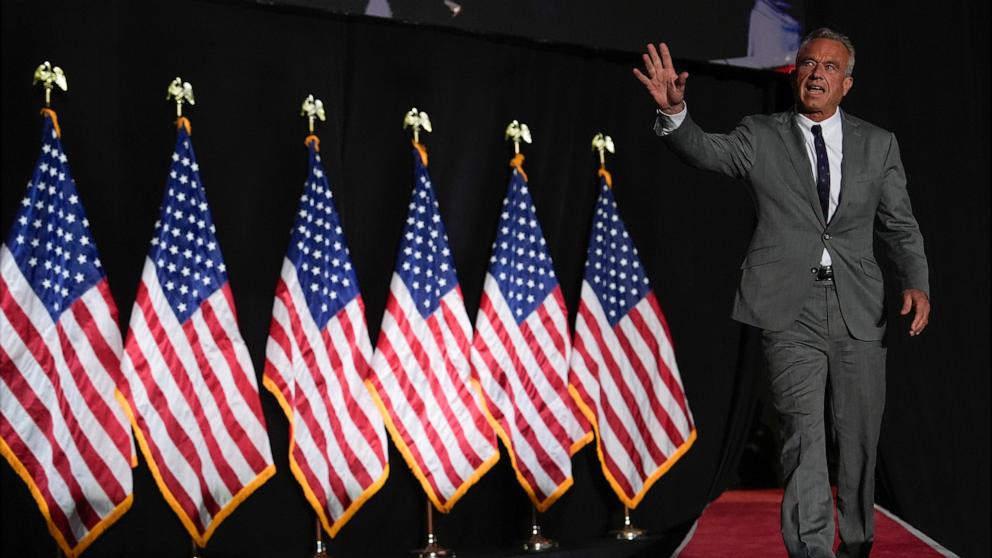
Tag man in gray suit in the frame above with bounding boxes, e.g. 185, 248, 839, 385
634, 28, 931, 557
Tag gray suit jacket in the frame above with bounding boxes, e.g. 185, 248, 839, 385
658, 110, 929, 340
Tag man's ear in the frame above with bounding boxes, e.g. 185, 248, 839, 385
842, 76, 854, 96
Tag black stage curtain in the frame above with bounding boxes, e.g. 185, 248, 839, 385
1, 1, 987, 557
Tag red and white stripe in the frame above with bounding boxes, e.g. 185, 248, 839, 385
119, 258, 274, 545
569, 288, 695, 508
367, 276, 498, 512
0, 245, 133, 557
471, 278, 591, 511
263, 260, 388, 536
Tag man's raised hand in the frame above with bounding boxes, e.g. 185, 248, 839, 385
633, 43, 689, 115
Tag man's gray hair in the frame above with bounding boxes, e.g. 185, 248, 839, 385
800, 28, 856, 76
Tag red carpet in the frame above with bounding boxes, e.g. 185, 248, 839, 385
676, 489, 955, 557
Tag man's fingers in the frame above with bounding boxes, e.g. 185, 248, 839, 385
659, 42, 675, 69
641, 54, 657, 78
900, 292, 912, 315
904, 291, 930, 336
912, 302, 931, 335
632, 68, 653, 87
647, 43, 663, 72
676, 71, 690, 88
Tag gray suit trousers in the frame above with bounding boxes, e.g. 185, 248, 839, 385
762, 281, 886, 558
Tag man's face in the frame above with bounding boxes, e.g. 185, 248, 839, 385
791, 38, 854, 121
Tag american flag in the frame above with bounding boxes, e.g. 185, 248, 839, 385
569, 175, 695, 508
367, 145, 499, 513
470, 159, 591, 511
118, 120, 274, 545
263, 136, 388, 536
0, 111, 133, 557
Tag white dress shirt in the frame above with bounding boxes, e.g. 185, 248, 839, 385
656, 104, 843, 266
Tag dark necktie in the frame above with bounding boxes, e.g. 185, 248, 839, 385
811, 124, 830, 221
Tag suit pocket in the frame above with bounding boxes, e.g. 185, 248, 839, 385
861, 257, 883, 280
741, 246, 783, 269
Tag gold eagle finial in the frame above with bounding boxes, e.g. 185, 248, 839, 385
504, 120, 532, 154
591, 133, 616, 166
33, 61, 67, 107
166, 77, 195, 118
301, 94, 326, 133
403, 107, 432, 143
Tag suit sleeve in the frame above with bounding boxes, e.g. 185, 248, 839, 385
657, 112, 755, 180
874, 133, 930, 295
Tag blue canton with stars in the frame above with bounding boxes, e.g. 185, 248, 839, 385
5, 115, 106, 322
147, 126, 227, 323
395, 149, 459, 319
285, 142, 359, 330
486, 169, 558, 324
583, 178, 651, 327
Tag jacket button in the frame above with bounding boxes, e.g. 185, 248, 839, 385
822, 233, 831, 240
810, 267, 818, 274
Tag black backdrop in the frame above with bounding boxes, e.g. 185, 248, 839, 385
1, 1, 987, 557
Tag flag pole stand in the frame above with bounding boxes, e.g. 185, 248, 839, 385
190, 538, 205, 558
522, 505, 557, 552
612, 506, 647, 540
312, 515, 330, 558
412, 497, 454, 558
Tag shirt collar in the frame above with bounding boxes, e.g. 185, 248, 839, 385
795, 107, 843, 135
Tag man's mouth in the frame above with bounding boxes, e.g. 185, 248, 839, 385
805, 84, 826, 95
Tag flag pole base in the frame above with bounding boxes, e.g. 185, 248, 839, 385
523, 507, 557, 552
313, 515, 331, 557
523, 532, 558, 552
612, 506, 647, 540
412, 536, 454, 558
312, 539, 330, 558
413, 499, 455, 558
613, 525, 648, 541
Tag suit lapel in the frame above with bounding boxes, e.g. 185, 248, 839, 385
836, 112, 864, 224
776, 113, 826, 228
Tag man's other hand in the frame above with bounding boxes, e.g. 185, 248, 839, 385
901, 288, 930, 336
